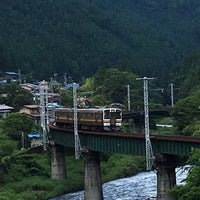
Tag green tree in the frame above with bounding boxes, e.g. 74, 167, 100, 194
173, 51, 200, 98
93, 68, 140, 108
170, 149, 200, 200
60, 89, 73, 107
0, 140, 18, 159
179, 63, 200, 98
81, 77, 95, 92
0, 84, 33, 109
171, 89, 200, 135
12, 93, 33, 109
1, 113, 35, 141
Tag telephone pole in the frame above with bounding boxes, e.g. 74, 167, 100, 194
170, 83, 174, 107
40, 84, 48, 151
64, 73, 67, 86
73, 83, 81, 159
18, 69, 21, 85
136, 77, 155, 170
127, 85, 131, 111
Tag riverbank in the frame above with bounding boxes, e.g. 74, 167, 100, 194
52, 165, 190, 200
0, 148, 146, 200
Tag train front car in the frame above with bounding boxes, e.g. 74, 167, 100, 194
103, 108, 122, 131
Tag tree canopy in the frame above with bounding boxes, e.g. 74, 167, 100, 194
170, 149, 200, 199
1, 112, 35, 141
0, 84, 33, 109
171, 88, 200, 136
1, 0, 200, 83
80, 67, 141, 108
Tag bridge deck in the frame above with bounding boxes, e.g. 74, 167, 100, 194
49, 124, 200, 156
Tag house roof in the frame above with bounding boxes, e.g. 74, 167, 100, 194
5, 72, 18, 76
21, 83, 39, 91
23, 105, 39, 109
0, 104, 14, 112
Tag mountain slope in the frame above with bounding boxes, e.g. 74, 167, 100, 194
0, 0, 200, 82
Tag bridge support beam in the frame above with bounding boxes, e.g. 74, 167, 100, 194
50, 144, 66, 179
82, 147, 103, 200
155, 153, 177, 200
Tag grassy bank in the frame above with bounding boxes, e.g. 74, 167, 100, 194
0, 147, 145, 200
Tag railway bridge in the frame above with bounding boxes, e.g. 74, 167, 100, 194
49, 124, 200, 200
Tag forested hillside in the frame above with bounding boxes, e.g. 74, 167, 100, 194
0, 0, 200, 83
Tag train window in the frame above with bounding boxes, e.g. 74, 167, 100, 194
78, 112, 82, 118
104, 110, 110, 119
68, 112, 73, 119
109, 109, 122, 119
89, 113, 94, 119
115, 110, 122, 119
90, 113, 93, 119
96, 113, 101, 120
82, 113, 88, 119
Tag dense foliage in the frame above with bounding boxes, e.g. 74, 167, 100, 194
61, 67, 165, 110
0, 107, 146, 199
0, 84, 33, 109
171, 89, 200, 136
0, 112, 36, 141
1, 0, 200, 83
170, 53, 200, 136
172, 51, 200, 98
170, 149, 200, 200
1, 1, 200, 199
83, 67, 142, 107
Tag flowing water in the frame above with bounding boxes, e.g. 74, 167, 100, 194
50, 165, 190, 200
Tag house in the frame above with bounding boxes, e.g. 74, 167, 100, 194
39, 80, 49, 89
0, 104, 14, 118
20, 105, 40, 125
4, 72, 19, 82
21, 83, 39, 92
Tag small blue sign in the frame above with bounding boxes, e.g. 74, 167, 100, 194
66, 83, 79, 89
28, 132, 41, 139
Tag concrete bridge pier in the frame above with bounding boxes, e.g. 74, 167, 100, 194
81, 147, 103, 200
155, 153, 177, 200
50, 144, 67, 179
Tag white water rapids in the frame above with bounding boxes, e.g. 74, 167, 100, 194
50, 165, 190, 200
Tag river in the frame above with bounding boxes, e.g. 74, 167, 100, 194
50, 165, 190, 200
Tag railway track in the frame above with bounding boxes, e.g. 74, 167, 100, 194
49, 123, 200, 144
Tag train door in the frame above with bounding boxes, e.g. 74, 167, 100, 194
110, 110, 116, 126
103, 110, 110, 130
110, 109, 122, 129
104, 109, 118, 128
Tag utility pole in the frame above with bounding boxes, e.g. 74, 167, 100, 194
18, 69, 21, 85
127, 85, 131, 111
64, 73, 67, 86
40, 84, 48, 151
170, 83, 174, 107
21, 131, 25, 150
50, 78, 54, 93
136, 77, 155, 170
73, 83, 81, 159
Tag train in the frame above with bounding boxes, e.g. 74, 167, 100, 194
54, 107, 122, 131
